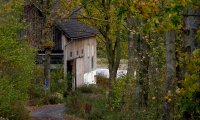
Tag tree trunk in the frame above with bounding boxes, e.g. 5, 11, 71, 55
127, 32, 138, 78
107, 24, 121, 106
134, 33, 150, 113
163, 30, 176, 120
182, 7, 200, 120
139, 47, 150, 108
183, 8, 200, 53
183, 8, 200, 77
126, 17, 150, 118
127, 16, 137, 78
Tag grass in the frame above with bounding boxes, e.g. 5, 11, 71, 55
65, 77, 128, 120
97, 58, 128, 69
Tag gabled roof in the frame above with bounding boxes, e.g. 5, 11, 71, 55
56, 19, 96, 40
28, 1, 97, 40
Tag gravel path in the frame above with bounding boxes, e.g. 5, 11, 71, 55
30, 104, 65, 120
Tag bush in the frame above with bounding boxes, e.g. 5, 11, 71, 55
28, 66, 44, 106
50, 65, 67, 94
77, 84, 102, 94
66, 91, 84, 115
0, 102, 30, 120
42, 92, 64, 104
29, 65, 67, 106
0, 1, 35, 118
96, 75, 109, 89
65, 85, 125, 120
78, 85, 95, 93
178, 49, 200, 119
112, 77, 127, 110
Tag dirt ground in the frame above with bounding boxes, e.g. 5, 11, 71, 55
29, 104, 82, 120
28, 58, 127, 120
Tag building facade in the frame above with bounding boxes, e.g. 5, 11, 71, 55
22, 2, 97, 89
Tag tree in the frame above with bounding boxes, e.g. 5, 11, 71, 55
69, 0, 125, 105
181, 2, 200, 119
27, 0, 56, 95
0, 0, 35, 119
163, 30, 176, 120
57, 0, 199, 119
123, 1, 160, 116
123, 1, 189, 119
41, 0, 54, 96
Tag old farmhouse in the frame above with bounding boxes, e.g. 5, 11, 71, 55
22, 2, 97, 89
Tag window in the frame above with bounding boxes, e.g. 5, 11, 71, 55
77, 51, 79, 55
82, 49, 84, 54
53, 27, 62, 50
91, 56, 94, 69
88, 44, 90, 57
70, 52, 72, 57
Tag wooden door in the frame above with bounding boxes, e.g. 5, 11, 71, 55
76, 57, 84, 87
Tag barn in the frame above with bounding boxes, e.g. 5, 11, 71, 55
21, 2, 97, 90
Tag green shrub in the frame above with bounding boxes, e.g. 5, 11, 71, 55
50, 65, 67, 94
178, 49, 200, 119
0, 101, 30, 120
77, 84, 102, 94
28, 66, 44, 106
29, 65, 67, 105
87, 96, 108, 120
66, 91, 84, 115
112, 77, 127, 109
0, 0, 35, 117
66, 90, 107, 120
10, 102, 30, 120
96, 75, 109, 89
65, 85, 125, 120
77, 85, 95, 93
42, 92, 64, 104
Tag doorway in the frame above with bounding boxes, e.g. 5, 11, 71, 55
67, 60, 75, 91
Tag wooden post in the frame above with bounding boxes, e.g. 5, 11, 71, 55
44, 48, 51, 95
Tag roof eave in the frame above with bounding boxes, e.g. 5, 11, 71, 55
70, 34, 96, 40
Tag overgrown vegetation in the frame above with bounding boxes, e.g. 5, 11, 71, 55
65, 84, 121, 120
0, 0, 35, 119
29, 65, 67, 105
66, 0, 199, 120
178, 49, 200, 119
0, 0, 199, 119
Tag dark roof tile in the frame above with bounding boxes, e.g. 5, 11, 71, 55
30, 1, 97, 40
56, 19, 96, 40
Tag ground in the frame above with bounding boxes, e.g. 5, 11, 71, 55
97, 58, 127, 70
29, 58, 128, 120
29, 104, 82, 120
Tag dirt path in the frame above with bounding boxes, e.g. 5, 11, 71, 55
30, 104, 65, 120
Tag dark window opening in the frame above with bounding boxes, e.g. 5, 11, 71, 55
77, 51, 79, 55
53, 27, 62, 51
70, 52, 72, 57
67, 61, 73, 91
82, 49, 84, 54
91, 56, 94, 69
